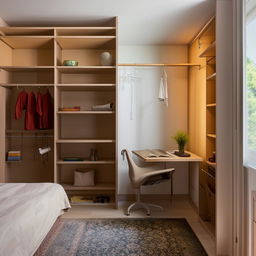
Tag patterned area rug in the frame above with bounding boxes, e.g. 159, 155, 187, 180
35, 218, 207, 256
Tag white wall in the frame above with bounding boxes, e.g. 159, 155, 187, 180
118, 45, 189, 195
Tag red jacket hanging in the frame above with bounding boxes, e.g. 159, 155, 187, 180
15, 90, 28, 120
36, 90, 53, 129
25, 92, 37, 130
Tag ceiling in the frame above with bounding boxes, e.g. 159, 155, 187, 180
0, 0, 215, 45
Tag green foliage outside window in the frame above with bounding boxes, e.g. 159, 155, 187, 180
247, 58, 256, 150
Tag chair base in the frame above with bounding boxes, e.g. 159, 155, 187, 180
126, 201, 163, 216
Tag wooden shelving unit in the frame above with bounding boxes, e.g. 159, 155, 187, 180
0, 18, 118, 208
197, 17, 216, 233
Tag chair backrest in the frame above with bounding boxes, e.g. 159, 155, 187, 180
121, 149, 140, 185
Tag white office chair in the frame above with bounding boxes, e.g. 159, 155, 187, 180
121, 149, 175, 216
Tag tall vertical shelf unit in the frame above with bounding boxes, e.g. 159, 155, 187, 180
0, 18, 118, 207
198, 17, 216, 232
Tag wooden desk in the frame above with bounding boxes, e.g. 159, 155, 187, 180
132, 150, 203, 202
132, 150, 203, 163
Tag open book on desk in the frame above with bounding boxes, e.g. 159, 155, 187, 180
142, 149, 172, 158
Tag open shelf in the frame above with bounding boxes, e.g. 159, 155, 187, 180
61, 183, 115, 191
199, 41, 216, 58
57, 66, 115, 73
57, 111, 115, 114
56, 84, 116, 91
0, 27, 54, 36
56, 27, 116, 36
57, 160, 115, 164
56, 36, 115, 49
57, 139, 115, 143
0, 36, 53, 49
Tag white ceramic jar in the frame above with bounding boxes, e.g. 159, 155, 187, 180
100, 51, 112, 66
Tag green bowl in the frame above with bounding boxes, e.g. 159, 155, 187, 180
63, 60, 78, 66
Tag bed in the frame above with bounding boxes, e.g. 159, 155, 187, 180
0, 183, 71, 256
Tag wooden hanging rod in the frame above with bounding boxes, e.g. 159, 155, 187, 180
118, 63, 201, 67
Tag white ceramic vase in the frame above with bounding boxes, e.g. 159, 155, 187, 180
100, 52, 112, 66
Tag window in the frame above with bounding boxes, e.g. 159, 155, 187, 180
245, 2, 256, 167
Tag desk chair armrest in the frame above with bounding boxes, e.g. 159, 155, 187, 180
136, 168, 175, 187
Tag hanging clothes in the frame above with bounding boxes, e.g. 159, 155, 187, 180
37, 90, 53, 129
25, 92, 37, 130
15, 90, 28, 120
158, 69, 168, 107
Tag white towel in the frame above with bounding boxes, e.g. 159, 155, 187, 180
158, 69, 168, 107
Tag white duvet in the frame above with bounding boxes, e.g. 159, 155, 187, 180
0, 183, 71, 256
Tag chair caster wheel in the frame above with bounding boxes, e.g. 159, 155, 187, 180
146, 213, 151, 216
126, 213, 130, 216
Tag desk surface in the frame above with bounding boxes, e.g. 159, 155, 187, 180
132, 149, 203, 163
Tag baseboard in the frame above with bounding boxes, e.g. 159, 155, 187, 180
118, 194, 189, 202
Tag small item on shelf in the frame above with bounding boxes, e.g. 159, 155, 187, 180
74, 169, 95, 187
208, 152, 216, 163
100, 52, 112, 66
63, 157, 84, 161
63, 60, 78, 66
59, 106, 81, 111
93, 195, 110, 204
70, 195, 94, 204
89, 148, 99, 161
7, 151, 22, 161
38, 147, 51, 155
91, 103, 113, 111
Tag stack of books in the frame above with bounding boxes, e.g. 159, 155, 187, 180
59, 106, 80, 111
7, 151, 21, 161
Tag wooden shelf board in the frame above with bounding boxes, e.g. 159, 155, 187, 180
56, 84, 115, 91
207, 73, 216, 81
70, 202, 115, 206
206, 103, 216, 107
56, 27, 116, 36
199, 41, 216, 57
57, 160, 115, 164
207, 133, 216, 138
6, 129, 53, 134
118, 63, 201, 67
56, 36, 115, 49
6, 161, 22, 163
57, 139, 115, 143
0, 66, 54, 72
62, 183, 115, 191
0, 36, 53, 49
57, 66, 116, 73
57, 111, 115, 114
0, 27, 54, 36
206, 161, 217, 167
1, 83, 54, 87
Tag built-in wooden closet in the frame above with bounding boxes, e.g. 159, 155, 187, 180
189, 17, 216, 233
0, 18, 118, 207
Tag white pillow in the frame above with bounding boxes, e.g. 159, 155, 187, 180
74, 169, 95, 187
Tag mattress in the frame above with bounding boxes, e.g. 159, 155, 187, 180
0, 183, 71, 256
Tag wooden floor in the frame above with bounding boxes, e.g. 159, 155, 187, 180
62, 195, 215, 255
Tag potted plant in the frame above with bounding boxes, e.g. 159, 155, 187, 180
172, 131, 190, 157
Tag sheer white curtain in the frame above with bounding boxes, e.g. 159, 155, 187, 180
245, 0, 256, 167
